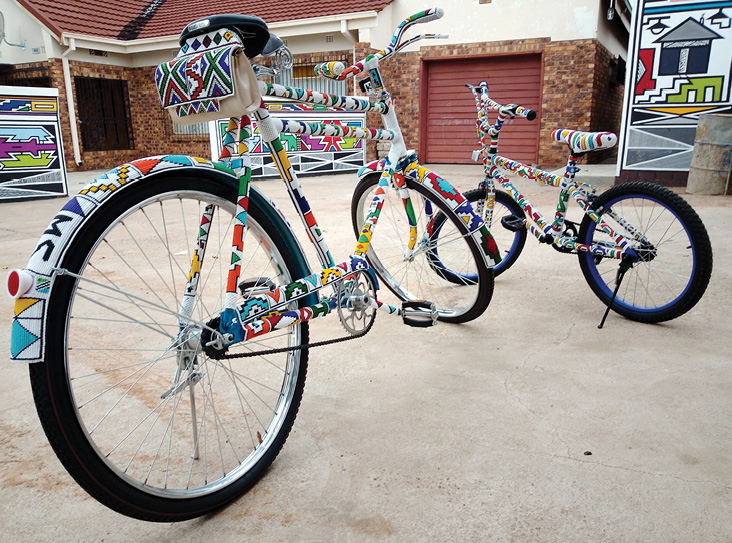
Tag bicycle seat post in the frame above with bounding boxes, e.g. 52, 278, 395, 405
563, 150, 584, 182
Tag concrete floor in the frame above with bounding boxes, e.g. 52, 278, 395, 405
1, 165, 730, 541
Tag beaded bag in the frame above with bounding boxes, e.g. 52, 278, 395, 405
155, 27, 261, 124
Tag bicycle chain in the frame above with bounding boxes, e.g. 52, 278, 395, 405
214, 326, 370, 359
215, 272, 377, 359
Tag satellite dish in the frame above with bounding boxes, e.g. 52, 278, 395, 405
0, 11, 27, 50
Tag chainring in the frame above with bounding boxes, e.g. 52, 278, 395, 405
336, 271, 377, 335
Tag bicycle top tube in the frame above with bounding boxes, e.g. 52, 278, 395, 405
259, 82, 391, 116
490, 154, 566, 188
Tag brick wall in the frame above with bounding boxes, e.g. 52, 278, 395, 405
36, 59, 210, 171
589, 41, 625, 165
18, 38, 624, 173
127, 65, 211, 160
351, 38, 626, 169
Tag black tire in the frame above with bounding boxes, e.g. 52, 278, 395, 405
29, 171, 311, 521
431, 188, 527, 279
578, 182, 712, 323
351, 172, 493, 323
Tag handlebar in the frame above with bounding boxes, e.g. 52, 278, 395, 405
314, 8, 447, 81
467, 81, 537, 121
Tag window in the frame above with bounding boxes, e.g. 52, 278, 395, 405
0, 66, 52, 87
275, 62, 347, 96
75, 77, 134, 151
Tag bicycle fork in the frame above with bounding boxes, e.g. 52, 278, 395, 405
181, 116, 438, 358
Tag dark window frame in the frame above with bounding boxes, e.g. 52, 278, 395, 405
275, 62, 347, 96
75, 76, 135, 152
0, 65, 52, 87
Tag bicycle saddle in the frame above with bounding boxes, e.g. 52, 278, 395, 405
179, 14, 270, 58
552, 129, 617, 154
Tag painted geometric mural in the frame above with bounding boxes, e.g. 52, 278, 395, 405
210, 102, 366, 178
0, 86, 68, 201
620, 0, 732, 172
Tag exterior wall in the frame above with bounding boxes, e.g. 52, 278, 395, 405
541, 38, 624, 166
368, 0, 605, 52
590, 40, 626, 164
0, 0, 46, 64
369, 37, 625, 168
16, 59, 210, 171
8, 30, 624, 173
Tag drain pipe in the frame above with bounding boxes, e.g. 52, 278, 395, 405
61, 38, 82, 166
341, 20, 358, 95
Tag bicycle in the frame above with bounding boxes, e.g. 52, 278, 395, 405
6, 9, 499, 522
428, 80, 713, 326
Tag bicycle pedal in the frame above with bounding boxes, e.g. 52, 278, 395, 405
501, 215, 525, 232
401, 300, 438, 327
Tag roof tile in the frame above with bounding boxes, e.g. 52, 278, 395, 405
18, 0, 393, 40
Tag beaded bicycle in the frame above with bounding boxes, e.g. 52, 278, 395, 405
7, 9, 501, 521
427, 80, 713, 327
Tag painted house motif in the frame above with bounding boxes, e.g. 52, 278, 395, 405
655, 17, 722, 76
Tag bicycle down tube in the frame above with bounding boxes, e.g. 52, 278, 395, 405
487, 155, 638, 260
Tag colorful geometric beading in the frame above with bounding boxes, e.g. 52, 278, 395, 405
155, 28, 246, 118
551, 129, 618, 154
10, 155, 233, 363
156, 45, 238, 109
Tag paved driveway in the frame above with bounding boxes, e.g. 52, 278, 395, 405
1, 166, 730, 541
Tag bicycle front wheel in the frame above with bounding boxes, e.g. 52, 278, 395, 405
30, 172, 310, 521
431, 188, 527, 279
351, 172, 493, 323
578, 182, 712, 323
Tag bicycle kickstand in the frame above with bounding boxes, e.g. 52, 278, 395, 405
598, 256, 634, 329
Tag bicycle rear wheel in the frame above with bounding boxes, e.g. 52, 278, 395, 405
431, 188, 527, 279
30, 172, 310, 521
578, 182, 712, 323
351, 172, 493, 323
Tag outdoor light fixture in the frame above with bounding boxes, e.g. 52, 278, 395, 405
0, 11, 26, 50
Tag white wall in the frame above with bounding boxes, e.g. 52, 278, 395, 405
364, 0, 609, 52
0, 0, 49, 63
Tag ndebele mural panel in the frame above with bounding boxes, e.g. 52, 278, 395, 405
619, 0, 732, 174
210, 102, 366, 178
0, 86, 68, 202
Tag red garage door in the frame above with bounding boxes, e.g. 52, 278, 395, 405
420, 54, 543, 164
